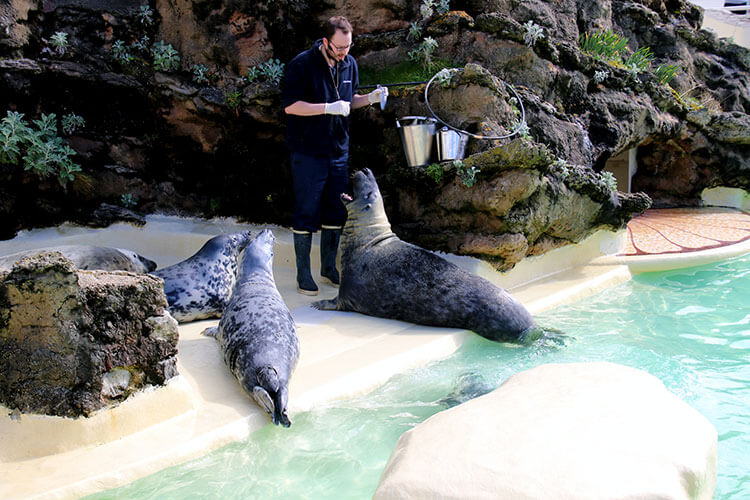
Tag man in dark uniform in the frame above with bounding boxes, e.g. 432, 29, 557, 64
281, 16, 387, 295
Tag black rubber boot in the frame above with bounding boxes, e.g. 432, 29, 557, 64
293, 232, 318, 295
320, 227, 341, 286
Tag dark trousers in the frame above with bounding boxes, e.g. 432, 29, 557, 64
290, 151, 349, 232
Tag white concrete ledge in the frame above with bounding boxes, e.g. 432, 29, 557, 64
596, 237, 750, 273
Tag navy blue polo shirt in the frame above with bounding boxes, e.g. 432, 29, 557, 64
281, 39, 359, 156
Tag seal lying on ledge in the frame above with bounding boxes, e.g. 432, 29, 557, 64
0, 245, 156, 273
203, 229, 299, 427
153, 230, 254, 323
313, 168, 535, 342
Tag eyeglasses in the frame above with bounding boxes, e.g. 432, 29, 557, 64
327, 39, 353, 52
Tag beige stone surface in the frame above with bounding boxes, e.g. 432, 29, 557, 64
374, 362, 718, 500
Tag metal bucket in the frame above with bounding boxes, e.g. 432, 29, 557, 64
396, 116, 437, 167
436, 127, 469, 161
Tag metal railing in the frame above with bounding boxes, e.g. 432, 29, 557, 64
723, 1, 749, 15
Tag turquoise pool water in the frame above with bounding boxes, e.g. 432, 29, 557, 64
86, 254, 750, 499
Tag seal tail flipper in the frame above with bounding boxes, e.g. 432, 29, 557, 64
252, 386, 275, 419
312, 297, 339, 310
201, 326, 219, 338
256, 367, 291, 426
273, 387, 292, 428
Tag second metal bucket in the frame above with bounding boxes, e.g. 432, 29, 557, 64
396, 116, 437, 167
436, 127, 469, 161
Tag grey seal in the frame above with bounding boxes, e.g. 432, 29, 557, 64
313, 168, 536, 342
0, 245, 156, 273
203, 229, 299, 427
153, 230, 254, 323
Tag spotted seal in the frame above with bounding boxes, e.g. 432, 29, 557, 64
152, 230, 254, 323
313, 168, 536, 342
203, 229, 299, 427
0, 245, 156, 273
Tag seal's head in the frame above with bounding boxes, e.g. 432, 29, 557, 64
238, 228, 275, 274
252, 366, 291, 427
341, 168, 390, 232
116, 248, 158, 272
200, 230, 255, 259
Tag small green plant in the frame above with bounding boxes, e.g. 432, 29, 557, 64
552, 158, 570, 179
654, 63, 679, 85
50, 31, 69, 55
408, 22, 423, 41
433, 67, 456, 87
193, 64, 209, 84
593, 70, 609, 84
580, 30, 628, 61
455, 160, 479, 187
682, 95, 703, 111
623, 46, 653, 75
515, 119, 531, 140
225, 90, 241, 110
259, 58, 284, 85
138, 4, 154, 26
120, 193, 137, 209
246, 66, 260, 83
151, 40, 180, 72
599, 171, 618, 191
522, 20, 544, 47
419, 0, 450, 19
0, 111, 27, 164
131, 35, 150, 53
111, 40, 133, 64
209, 197, 221, 213
61, 113, 85, 135
0, 111, 82, 186
408, 36, 439, 71
509, 96, 522, 120
244, 59, 285, 86
425, 162, 444, 183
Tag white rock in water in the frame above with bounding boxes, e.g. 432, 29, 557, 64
374, 362, 717, 500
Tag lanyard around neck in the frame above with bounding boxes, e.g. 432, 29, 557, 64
328, 63, 341, 100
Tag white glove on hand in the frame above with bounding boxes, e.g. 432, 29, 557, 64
367, 86, 388, 105
324, 100, 351, 116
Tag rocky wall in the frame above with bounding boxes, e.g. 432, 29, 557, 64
1, 0, 748, 264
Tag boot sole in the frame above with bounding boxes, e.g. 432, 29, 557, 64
296, 285, 319, 296
320, 276, 340, 287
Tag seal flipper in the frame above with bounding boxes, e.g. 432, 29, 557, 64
252, 386, 275, 418
312, 297, 339, 310
273, 387, 292, 428
201, 326, 219, 338
255, 366, 292, 427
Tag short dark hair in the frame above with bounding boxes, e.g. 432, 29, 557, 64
324, 16, 353, 39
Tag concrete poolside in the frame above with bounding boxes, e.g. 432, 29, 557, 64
1, 195, 750, 500
691, 0, 750, 48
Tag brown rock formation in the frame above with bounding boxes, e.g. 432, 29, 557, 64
0, 252, 178, 417
0, 0, 748, 264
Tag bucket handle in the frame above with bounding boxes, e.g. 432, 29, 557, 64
396, 116, 436, 128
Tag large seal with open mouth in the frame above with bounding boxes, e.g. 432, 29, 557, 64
203, 229, 299, 427
0, 245, 156, 273
313, 168, 535, 342
153, 230, 254, 323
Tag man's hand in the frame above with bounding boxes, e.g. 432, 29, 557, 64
324, 100, 351, 116
367, 86, 388, 107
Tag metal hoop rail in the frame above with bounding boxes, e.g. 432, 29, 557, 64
424, 69, 527, 141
